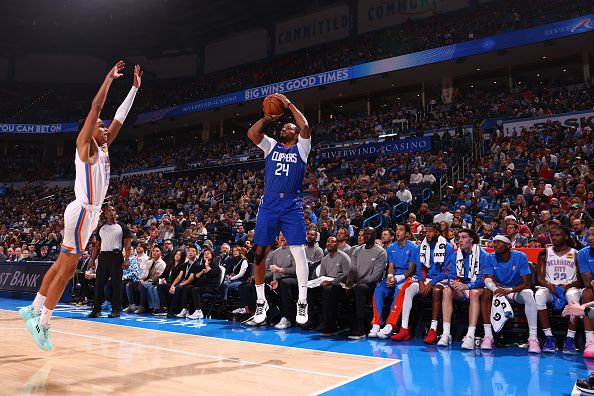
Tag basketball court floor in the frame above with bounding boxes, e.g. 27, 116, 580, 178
0, 296, 589, 395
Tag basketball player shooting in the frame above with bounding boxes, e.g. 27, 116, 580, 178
247, 93, 311, 326
19, 61, 142, 351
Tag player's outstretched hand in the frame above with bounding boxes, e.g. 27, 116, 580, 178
108, 60, 125, 80
272, 93, 291, 108
133, 64, 143, 88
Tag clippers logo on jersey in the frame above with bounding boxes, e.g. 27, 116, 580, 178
264, 142, 306, 195
271, 151, 298, 163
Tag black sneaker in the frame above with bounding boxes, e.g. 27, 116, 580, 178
576, 374, 594, 394
88, 310, 101, 318
108, 311, 121, 318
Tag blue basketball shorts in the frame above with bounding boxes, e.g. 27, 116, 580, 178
254, 196, 306, 246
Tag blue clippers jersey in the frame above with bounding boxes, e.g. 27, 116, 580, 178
263, 139, 307, 195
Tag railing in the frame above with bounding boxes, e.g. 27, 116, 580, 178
391, 202, 409, 224
421, 188, 431, 204
362, 213, 383, 230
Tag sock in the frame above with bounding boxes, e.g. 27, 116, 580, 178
289, 245, 309, 302
430, 320, 438, 331
401, 282, 419, 329
39, 306, 53, 327
255, 283, 265, 301
466, 326, 476, 338
586, 331, 594, 343
442, 322, 451, 336
529, 326, 538, 338
32, 293, 46, 313
567, 329, 576, 339
484, 324, 493, 337
543, 328, 553, 337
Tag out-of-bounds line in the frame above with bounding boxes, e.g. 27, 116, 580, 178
309, 359, 400, 395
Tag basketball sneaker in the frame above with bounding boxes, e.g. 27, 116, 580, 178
253, 299, 269, 325
18, 305, 38, 321
480, 335, 495, 350
295, 300, 308, 325
542, 336, 556, 353
424, 329, 438, 344
461, 335, 475, 350
378, 324, 394, 339
275, 317, 291, 330
25, 316, 53, 351
584, 340, 594, 359
437, 334, 452, 347
562, 337, 578, 355
391, 327, 411, 341
368, 324, 380, 338
527, 337, 541, 354
576, 373, 594, 394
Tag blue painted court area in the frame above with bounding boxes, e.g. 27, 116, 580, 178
0, 296, 587, 396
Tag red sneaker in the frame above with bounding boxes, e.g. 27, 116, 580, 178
424, 328, 438, 344
391, 327, 411, 341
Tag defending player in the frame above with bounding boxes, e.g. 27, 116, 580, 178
246, 93, 311, 326
19, 61, 142, 350
535, 226, 580, 354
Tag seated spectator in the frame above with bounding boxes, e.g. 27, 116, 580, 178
167, 245, 200, 318
188, 246, 222, 319
155, 248, 186, 315
407, 213, 422, 234
410, 168, 423, 184
396, 182, 413, 204
433, 201, 453, 226
506, 222, 528, 248
135, 245, 167, 314
422, 169, 436, 185
416, 203, 434, 225
336, 227, 352, 254
222, 246, 249, 301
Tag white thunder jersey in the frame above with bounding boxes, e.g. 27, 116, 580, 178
545, 246, 577, 285
74, 143, 110, 206
60, 142, 110, 255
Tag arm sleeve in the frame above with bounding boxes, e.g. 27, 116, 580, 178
113, 86, 139, 124
518, 253, 531, 277
297, 135, 311, 163
257, 135, 276, 158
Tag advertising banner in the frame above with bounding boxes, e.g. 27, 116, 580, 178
316, 136, 431, 162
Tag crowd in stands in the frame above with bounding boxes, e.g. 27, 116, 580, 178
1, 0, 592, 124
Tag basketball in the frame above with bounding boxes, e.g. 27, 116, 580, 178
262, 95, 285, 116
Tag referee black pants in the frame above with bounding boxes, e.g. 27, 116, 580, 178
93, 252, 124, 312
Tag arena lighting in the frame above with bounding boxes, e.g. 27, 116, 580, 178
542, 56, 547, 59
563, 69, 567, 72
379, 132, 398, 138
476, 68, 480, 71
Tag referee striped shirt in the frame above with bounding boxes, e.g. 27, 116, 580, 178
97, 222, 132, 251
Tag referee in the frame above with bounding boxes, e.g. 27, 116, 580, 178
89, 205, 132, 318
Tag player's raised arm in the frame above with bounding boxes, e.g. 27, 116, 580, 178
77, 61, 124, 162
107, 64, 142, 146
247, 115, 276, 146
273, 93, 310, 139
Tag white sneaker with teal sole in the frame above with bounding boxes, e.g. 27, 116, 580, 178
25, 316, 53, 351
18, 305, 38, 321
